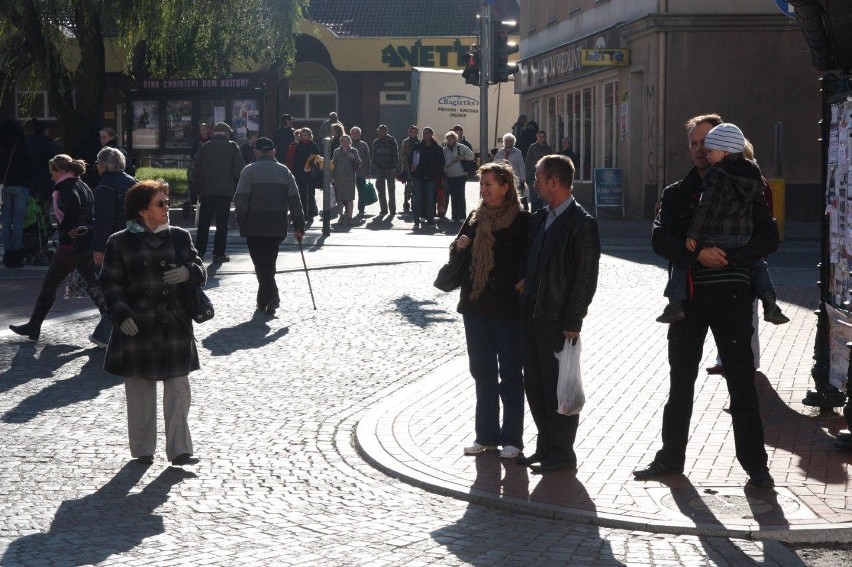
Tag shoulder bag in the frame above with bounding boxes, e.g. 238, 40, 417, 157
433, 212, 474, 292
174, 231, 214, 323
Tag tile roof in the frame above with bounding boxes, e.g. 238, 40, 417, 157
307, 0, 518, 38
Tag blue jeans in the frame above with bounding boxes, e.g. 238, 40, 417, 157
2, 185, 29, 252
412, 178, 435, 223
445, 175, 467, 221
664, 234, 775, 300
463, 313, 525, 448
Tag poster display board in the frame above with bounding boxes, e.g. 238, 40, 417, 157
131, 101, 160, 149
824, 97, 852, 392
593, 168, 624, 217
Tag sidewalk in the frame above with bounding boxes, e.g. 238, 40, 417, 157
2, 185, 845, 547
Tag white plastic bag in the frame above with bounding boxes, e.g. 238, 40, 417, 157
555, 336, 584, 416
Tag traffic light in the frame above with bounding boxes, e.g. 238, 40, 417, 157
491, 20, 519, 83
462, 51, 480, 86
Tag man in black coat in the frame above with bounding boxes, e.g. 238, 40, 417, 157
633, 114, 778, 488
271, 114, 295, 156
408, 127, 444, 228
518, 154, 601, 473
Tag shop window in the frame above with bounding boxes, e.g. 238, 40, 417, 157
564, 87, 596, 181
582, 86, 596, 181
547, 95, 563, 150
603, 81, 618, 168
131, 100, 160, 150
165, 100, 193, 149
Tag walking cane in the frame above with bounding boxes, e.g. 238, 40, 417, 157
297, 238, 317, 310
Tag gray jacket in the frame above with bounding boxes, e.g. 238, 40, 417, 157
234, 156, 305, 238
351, 139, 371, 178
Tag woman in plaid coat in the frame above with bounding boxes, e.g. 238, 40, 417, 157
99, 180, 206, 466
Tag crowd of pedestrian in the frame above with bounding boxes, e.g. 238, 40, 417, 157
0, 109, 793, 489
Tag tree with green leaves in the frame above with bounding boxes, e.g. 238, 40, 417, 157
0, 0, 308, 147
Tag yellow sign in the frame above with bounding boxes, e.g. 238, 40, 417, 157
580, 49, 630, 67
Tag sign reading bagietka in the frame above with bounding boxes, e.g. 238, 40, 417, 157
138, 77, 258, 90
516, 28, 622, 93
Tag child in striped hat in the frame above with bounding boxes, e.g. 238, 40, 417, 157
657, 123, 789, 325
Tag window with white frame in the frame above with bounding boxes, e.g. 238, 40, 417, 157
564, 86, 597, 181
15, 91, 54, 121
286, 62, 338, 121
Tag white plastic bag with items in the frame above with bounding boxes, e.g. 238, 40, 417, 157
555, 336, 584, 416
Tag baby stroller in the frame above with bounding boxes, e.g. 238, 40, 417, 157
21, 196, 54, 266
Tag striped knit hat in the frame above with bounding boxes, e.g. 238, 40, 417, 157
704, 123, 745, 153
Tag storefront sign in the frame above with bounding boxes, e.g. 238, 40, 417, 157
138, 77, 259, 90
593, 168, 625, 217
382, 39, 470, 69
516, 28, 622, 93
580, 49, 630, 67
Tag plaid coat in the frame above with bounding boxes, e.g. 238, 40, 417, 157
100, 226, 206, 380
687, 155, 764, 241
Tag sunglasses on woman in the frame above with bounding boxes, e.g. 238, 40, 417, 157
152, 199, 171, 209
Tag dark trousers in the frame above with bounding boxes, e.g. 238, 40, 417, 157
374, 168, 396, 213
246, 236, 283, 309
463, 313, 525, 449
446, 175, 467, 221
355, 176, 367, 212
655, 282, 768, 473
35, 243, 107, 320
196, 195, 231, 257
522, 314, 579, 464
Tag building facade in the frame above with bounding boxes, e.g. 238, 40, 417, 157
518, 0, 821, 220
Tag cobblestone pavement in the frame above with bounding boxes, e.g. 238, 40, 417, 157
0, 187, 843, 565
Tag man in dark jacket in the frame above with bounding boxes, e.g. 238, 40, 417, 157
408, 127, 444, 228
271, 114, 296, 157
633, 114, 778, 488
233, 138, 305, 315
517, 154, 600, 473
193, 122, 245, 262
89, 146, 138, 348
371, 124, 399, 215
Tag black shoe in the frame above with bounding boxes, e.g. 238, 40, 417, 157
802, 386, 847, 408
403, 203, 410, 213
171, 453, 199, 466
656, 301, 685, 324
530, 458, 577, 474
515, 452, 544, 467
706, 364, 725, 375
746, 469, 775, 489
9, 322, 40, 341
264, 302, 278, 316
213, 255, 230, 263
136, 455, 154, 465
763, 303, 790, 325
633, 461, 684, 480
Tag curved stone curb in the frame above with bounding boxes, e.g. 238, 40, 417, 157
354, 358, 852, 544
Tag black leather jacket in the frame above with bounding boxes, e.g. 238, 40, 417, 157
652, 166, 778, 271
524, 200, 601, 333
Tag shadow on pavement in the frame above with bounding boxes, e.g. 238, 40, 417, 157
658, 476, 800, 565
756, 371, 852, 485
432, 454, 625, 565
1, 347, 120, 424
201, 310, 290, 356
1, 464, 195, 566
394, 294, 455, 328
0, 342, 82, 394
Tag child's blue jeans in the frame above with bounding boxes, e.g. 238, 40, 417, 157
664, 234, 775, 300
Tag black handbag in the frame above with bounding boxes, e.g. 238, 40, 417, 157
174, 231, 214, 323
433, 212, 474, 292
184, 282, 214, 323
433, 248, 471, 292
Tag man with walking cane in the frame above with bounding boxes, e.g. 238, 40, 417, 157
234, 137, 305, 316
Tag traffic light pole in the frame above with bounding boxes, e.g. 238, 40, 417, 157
479, 2, 491, 164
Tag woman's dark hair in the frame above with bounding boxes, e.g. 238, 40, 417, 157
49, 154, 86, 176
478, 162, 519, 204
125, 179, 169, 222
